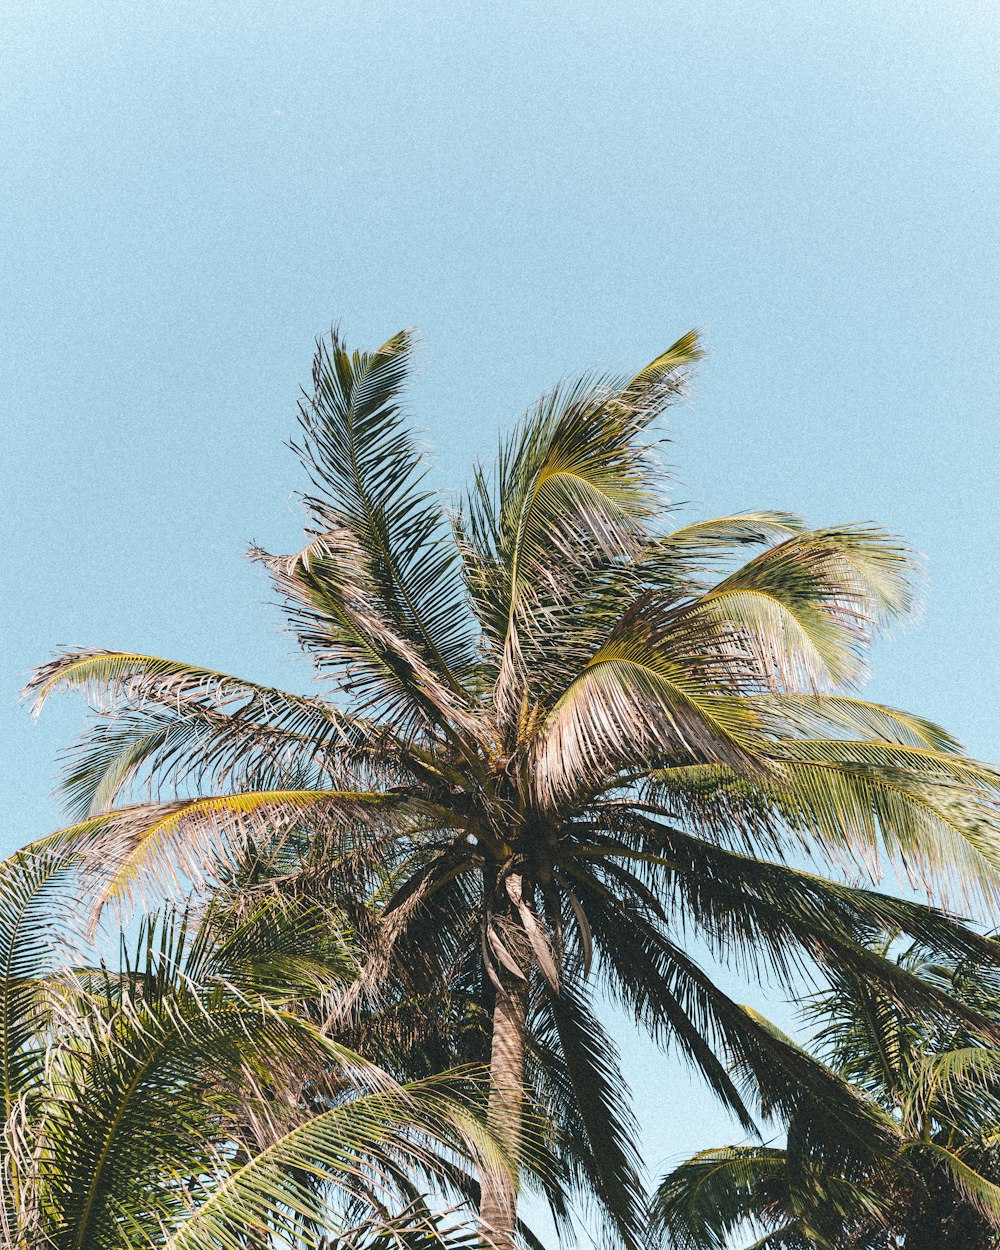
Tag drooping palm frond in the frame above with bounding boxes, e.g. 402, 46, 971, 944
647, 745, 1000, 913
531, 980, 645, 1250
650, 1144, 885, 1250
653, 1145, 799, 1250
562, 866, 899, 1161
38, 789, 411, 922
657, 943, 1000, 1250
689, 525, 919, 685
602, 813, 1000, 992
530, 604, 762, 803
638, 511, 806, 595
25, 649, 401, 816
649, 525, 918, 702
743, 694, 964, 753
25, 649, 325, 717
158, 1073, 499, 1250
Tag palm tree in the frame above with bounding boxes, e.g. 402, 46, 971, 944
23, 327, 1000, 1248
0, 841, 502, 1250
652, 944, 1000, 1250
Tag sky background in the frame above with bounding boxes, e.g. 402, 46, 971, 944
3, 1, 1000, 1243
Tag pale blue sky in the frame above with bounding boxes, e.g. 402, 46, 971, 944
3, 0, 1000, 1239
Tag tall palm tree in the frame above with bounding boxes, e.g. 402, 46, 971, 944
24, 327, 1000, 1248
653, 943, 1000, 1250
0, 842, 500, 1250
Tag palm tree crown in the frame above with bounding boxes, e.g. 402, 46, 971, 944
25, 327, 1000, 1248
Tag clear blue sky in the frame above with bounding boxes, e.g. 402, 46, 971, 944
3, 0, 1000, 1239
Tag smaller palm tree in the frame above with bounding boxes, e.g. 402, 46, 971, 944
652, 943, 1000, 1250
0, 843, 502, 1250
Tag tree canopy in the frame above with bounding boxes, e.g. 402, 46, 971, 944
18, 327, 1000, 1248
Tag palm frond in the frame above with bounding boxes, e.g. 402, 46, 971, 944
912, 1142, 1000, 1229
686, 525, 919, 689
652, 1143, 885, 1250
0, 847, 80, 1122
651, 1146, 794, 1250
290, 328, 479, 693
459, 333, 700, 712
530, 523, 925, 801
648, 747, 1000, 913
533, 981, 646, 1250
48, 789, 406, 919
25, 649, 399, 812
744, 693, 964, 752
612, 813, 1000, 1004
158, 1074, 501, 1250
57, 699, 403, 821
639, 511, 806, 596
532, 614, 762, 803
256, 534, 488, 748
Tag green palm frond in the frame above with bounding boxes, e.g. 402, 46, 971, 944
531, 523, 928, 803
0, 847, 79, 1123
651, 1143, 885, 1250
898, 1046, 1000, 1143
614, 816, 1000, 1017
618, 328, 704, 397
289, 328, 479, 693
658, 942, 1000, 1249
744, 694, 963, 753
24, 649, 396, 817
637, 511, 806, 597
46, 788, 405, 919
533, 981, 645, 1250
567, 868, 898, 1158
158, 1074, 500, 1250
6, 873, 500, 1250
910, 1142, 1000, 1229
676, 525, 918, 692
190, 890, 358, 1003
649, 748, 1000, 912
712, 524, 919, 630
35, 933, 360, 1247
460, 332, 699, 706
803, 974, 912, 1109
651, 1146, 795, 1250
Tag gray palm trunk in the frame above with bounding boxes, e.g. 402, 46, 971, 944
480, 975, 529, 1249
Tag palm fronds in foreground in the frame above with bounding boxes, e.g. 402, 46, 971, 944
24, 327, 1000, 1247
0, 845, 498, 1250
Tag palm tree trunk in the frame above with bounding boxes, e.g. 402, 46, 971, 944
480, 973, 528, 1250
